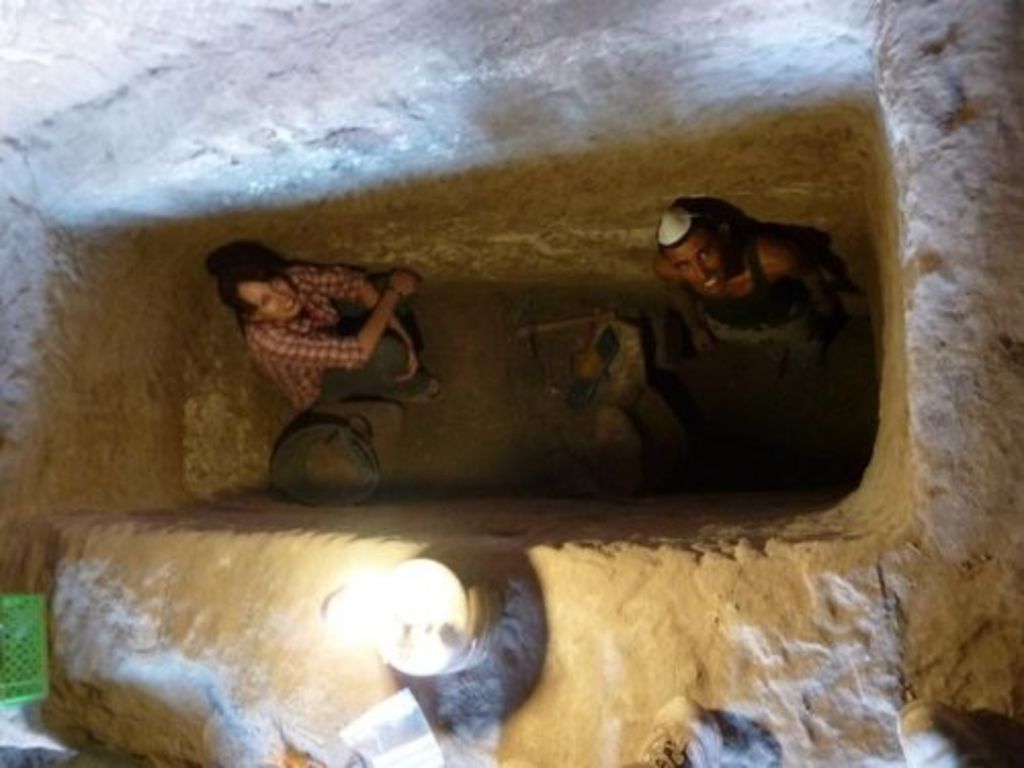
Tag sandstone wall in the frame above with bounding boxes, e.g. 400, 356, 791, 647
0, 0, 883, 510
0, 0, 1021, 765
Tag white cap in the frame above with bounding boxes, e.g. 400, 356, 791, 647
657, 207, 694, 248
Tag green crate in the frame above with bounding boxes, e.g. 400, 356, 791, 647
0, 594, 48, 707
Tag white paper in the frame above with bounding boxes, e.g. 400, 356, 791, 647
339, 689, 444, 768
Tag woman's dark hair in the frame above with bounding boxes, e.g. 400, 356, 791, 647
205, 240, 292, 320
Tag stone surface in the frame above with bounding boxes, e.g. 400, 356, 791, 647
0, 0, 1022, 766
0, 0, 882, 511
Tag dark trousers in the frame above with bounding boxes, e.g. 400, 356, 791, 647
317, 335, 434, 404
268, 302, 431, 504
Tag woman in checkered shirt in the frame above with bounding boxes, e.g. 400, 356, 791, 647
206, 240, 440, 412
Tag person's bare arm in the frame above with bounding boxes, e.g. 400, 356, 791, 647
356, 277, 381, 309
654, 257, 715, 352
355, 274, 419, 379
357, 280, 415, 343
758, 237, 842, 316
759, 236, 847, 348
248, 270, 420, 371
388, 318, 420, 381
671, 288, 715, 352
355, 269, 420, 357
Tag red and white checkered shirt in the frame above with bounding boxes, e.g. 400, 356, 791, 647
244, 264, 371, 409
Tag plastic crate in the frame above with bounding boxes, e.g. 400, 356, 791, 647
0, 594, 48, 707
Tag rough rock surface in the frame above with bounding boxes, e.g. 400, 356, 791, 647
0, 0, 1022, 766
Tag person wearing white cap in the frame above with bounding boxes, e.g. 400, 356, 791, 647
653, 198, 847, 355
